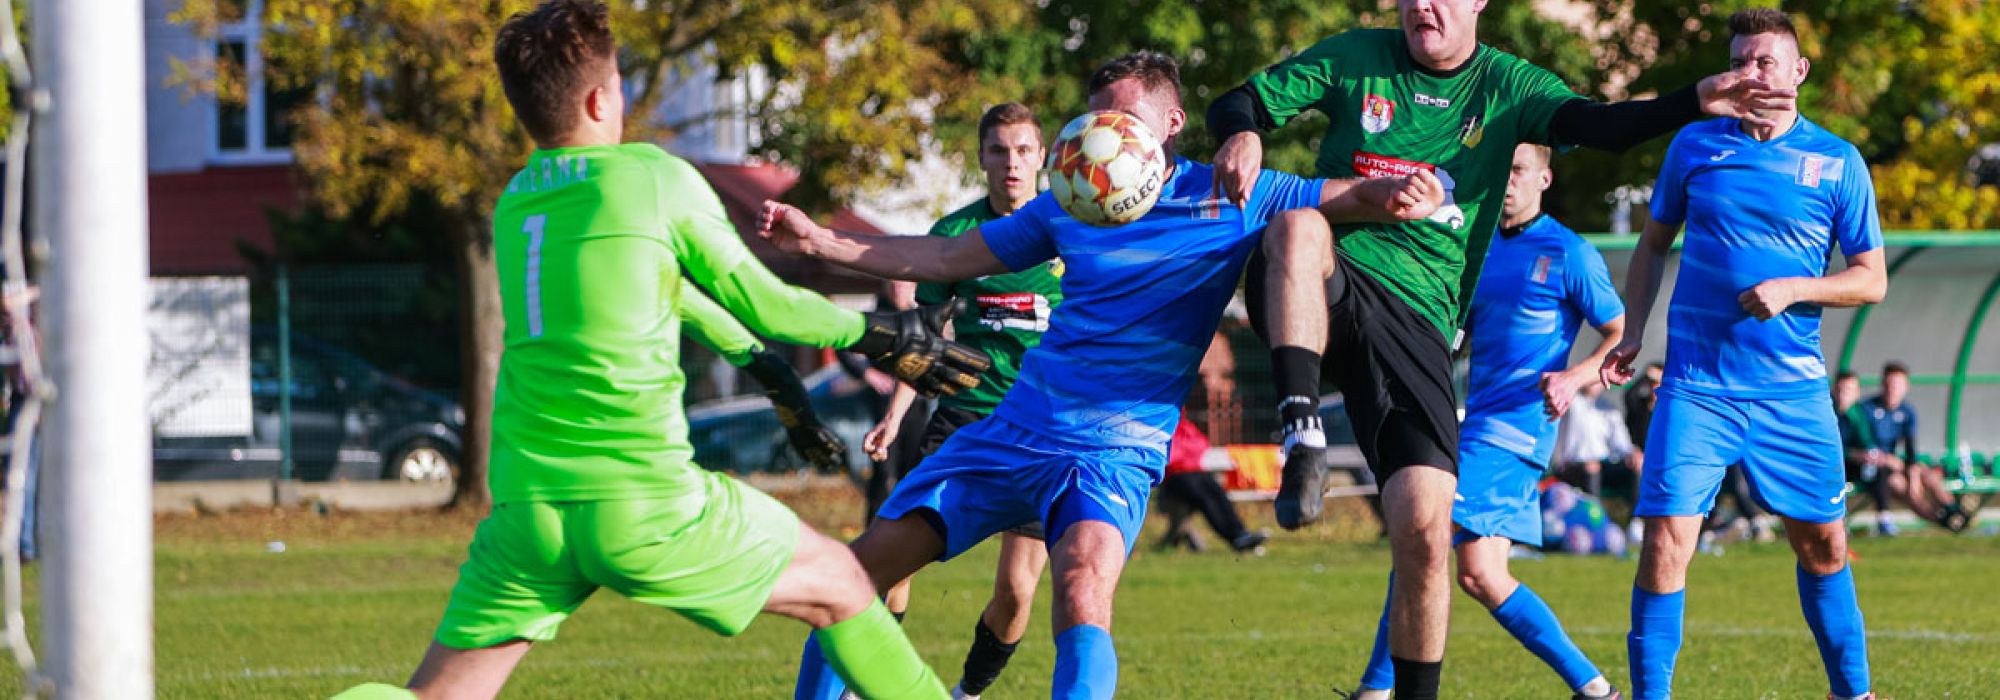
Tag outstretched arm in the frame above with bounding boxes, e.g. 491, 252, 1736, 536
758, 202, 1010, 283
678, 279, 766, 363
1548, 74, 1797, 152
678, 280, 848, 471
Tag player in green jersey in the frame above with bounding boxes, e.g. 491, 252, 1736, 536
680, 280, 850, 474
860, 103, 1060, 700
330, 3, 987, 699
1205, 2, 1794, 698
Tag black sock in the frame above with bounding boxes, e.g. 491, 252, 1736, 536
891, 610, 906, 624
1271, 346, 1322, 416
1391, 656, 1442, 700
958, 618, 1020, 695
1271, 346, 1323, 449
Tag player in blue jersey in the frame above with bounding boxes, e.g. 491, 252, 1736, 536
1600, 10, 1885, 700
760, 51, 1444, 700
1354, 143, 1625, 700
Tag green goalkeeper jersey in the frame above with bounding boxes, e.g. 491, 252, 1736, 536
915, 199, 1064, 415
1249, 28, 1583, 339
490, 143, 862, 503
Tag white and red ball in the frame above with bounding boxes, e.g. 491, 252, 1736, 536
1045, 110, 1167, 226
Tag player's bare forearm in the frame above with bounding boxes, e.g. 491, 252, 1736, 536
1622, 220, 1680, 334
1787, 249, 1889, 308
1567, 315, 1626, 385
1601, 222, 1675, 385
1317, 172, 1445, 223
759, 201, 1010, 282
883, 381, 918, 428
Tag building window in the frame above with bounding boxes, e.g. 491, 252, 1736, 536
210, 0, 303, 165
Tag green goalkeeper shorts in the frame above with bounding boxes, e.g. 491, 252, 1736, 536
433, 469, 800, 649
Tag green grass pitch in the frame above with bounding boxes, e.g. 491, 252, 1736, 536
0, 502, 1993, 698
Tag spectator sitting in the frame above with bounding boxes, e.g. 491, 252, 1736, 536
1855, 362, 1969, 534
1157, 416, 1269, 554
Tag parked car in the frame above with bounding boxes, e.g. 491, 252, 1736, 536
685, 364, 883, 477
152, 327, 464, 485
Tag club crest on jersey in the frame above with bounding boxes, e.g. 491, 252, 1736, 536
1361, 94, 1396, 134
1048, 258, 1065, 277
1193, 197, 1225, 220
1458, 114, 1484, 149
1531, 255, 1551, 284
1797, 155, 1827, 188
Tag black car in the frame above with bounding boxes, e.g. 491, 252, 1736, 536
685, 364, 882, 477
152, 327, 464, 484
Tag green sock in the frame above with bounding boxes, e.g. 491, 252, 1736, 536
818, 600, 948, 700
328, 683, 417, 700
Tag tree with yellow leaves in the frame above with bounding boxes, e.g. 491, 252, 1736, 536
168, 0, 1030, 506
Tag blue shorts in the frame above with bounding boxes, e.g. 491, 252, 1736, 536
876, 415, 1160, 559
1452, 438, 1546, 546
1638, 388, 1846, 523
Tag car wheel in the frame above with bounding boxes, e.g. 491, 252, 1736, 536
387, 439, 458, 486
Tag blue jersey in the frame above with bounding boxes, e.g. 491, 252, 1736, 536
979, 157, 1324, 462
1650, 117, 1882, 399
1461, 215, 1623, 465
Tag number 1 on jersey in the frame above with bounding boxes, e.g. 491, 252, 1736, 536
523, 214, 547, 338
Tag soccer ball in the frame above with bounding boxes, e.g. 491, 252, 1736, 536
1046, 111, 1167, 226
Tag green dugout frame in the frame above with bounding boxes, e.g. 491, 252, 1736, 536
1581, 231, 2000, 495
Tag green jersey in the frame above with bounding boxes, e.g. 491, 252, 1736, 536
1249, 28, 1582, 338
679, 280, 763, 366
915, 199, 1063, 414
490, 143, 861, 503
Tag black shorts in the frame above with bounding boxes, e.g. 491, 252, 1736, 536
917, 404, 1047, 540
1246, 250, 1460, 482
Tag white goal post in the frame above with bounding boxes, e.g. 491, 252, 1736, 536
31, 0, 155, 696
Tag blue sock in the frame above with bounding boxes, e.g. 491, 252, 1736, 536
1492, 584, 1600, 691
794, 632, 848, 700
1627, 587, 1685, 700
1053, 624, 1117, 700
1798, 565, 1870, 698
1359, 577, 1394, 691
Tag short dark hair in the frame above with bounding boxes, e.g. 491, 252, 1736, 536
1836, 369, 1859, 383
1883, 361, 1910, 378
977, 103, 1041, 148
1728, 7, 1798, 42
494, 0, 617, 145
1087, 51, 1181, 104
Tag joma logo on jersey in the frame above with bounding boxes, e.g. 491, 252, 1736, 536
1361, 94, 1396, 134
1797, 155, 1827, 188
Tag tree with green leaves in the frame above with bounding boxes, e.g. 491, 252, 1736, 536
168, 0, 1030, 506
1570, 0, 1998, 229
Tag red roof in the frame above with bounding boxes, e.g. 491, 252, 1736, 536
692, 161, 887, 294
146, 159, 886, 294
148, 165, 297, 274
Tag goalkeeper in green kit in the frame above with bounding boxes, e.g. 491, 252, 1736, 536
329, 1, 983, 698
